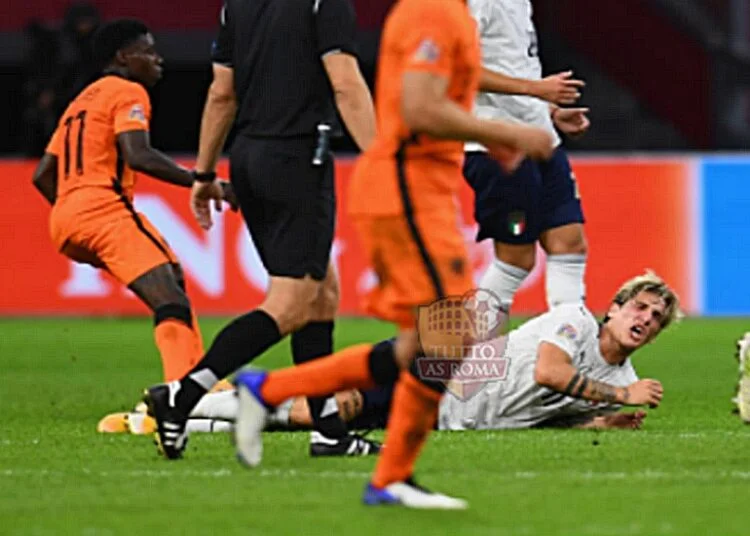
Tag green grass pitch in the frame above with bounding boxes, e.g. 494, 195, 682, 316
1, 316, 748, 535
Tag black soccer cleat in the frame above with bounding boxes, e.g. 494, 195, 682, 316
309, 431, 381, 457
143, 382, 188, 460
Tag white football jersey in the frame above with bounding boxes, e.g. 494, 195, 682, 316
438, 304, 639, 430
465, 0, 560, 152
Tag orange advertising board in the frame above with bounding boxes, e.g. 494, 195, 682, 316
0, 158, 695, 316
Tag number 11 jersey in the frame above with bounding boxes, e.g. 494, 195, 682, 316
46, 74, 152, 224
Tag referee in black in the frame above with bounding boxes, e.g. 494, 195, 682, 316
145, 0, 377, 459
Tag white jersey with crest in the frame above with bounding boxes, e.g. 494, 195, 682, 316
438, 303, 639, 430
465, 0, 560, 152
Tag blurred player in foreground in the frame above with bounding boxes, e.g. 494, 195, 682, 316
128, 272, 677, 435
465, 0, 591, 315
31, 19, 235, 423
145, 0, 552, 508
194, 0, 555, 510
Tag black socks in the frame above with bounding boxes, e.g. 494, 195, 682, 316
291, 321, 348, 439
177, 309, 282, 415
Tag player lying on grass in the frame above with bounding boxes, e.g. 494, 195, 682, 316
31, 19, 236, 417
121, 272, 677, 435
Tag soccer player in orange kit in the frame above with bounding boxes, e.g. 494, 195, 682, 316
31, 19, 234, 393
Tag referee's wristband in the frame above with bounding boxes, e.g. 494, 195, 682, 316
191, 170, 217, 183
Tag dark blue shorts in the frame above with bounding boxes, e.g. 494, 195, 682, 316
463, 147, 585, 245
348, 383, 394, 431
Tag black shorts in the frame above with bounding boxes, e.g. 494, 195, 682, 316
230, 136, 335, 281
463, 147, 585, 245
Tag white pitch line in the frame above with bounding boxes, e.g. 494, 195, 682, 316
2, 468, 750, 481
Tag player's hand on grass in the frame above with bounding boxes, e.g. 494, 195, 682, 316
553, 107, 591, 138
191, 180, 224, 230
604, 410, 647, 430
626, 379, 663, 408
532, 71, 585, 105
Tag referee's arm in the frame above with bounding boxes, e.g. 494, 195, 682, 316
317, 0, 375, 151
196, 63, 236, 174
322, 53, 375, 151
196, 3, 237, 174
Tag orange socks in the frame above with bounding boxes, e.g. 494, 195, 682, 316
154, 319, 204, 381
371, 371, 442, 488
260, 344, 376, 407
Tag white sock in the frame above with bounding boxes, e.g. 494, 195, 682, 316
267, 399, 293, 428
545, 253, 587, 308
186, 419, 233, 433
188, 369, 219, 391
190, 390, 238, 420
479, 258, 530, 311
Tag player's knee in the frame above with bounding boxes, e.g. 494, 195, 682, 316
272, 304, 310, 334
496, 246, 536, 273
542, 225, 588, 256
262, 292, 314, 334
314, 278, 339, 320
154, 302, 193, 328
549, 234, 587, 256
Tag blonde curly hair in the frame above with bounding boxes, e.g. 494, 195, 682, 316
610, 270, 683, 329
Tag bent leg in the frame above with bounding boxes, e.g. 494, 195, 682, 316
540, 222, 587, 307
290, 263, 349, 437
538, 148, 587, 308
129, 263, 203, 381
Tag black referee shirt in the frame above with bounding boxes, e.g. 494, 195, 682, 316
212, 0, 358, 139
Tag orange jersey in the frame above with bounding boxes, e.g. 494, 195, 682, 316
46, 75, 151, 224
349, 0, 480, 216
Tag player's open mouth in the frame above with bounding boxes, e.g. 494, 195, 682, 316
630, 325, 645, 342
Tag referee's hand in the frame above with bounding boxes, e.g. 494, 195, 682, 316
191, 180, 224, 230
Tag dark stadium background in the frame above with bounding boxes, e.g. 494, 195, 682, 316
2, 0, 750, 156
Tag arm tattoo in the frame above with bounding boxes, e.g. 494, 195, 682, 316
587, 380, 619, 404
561, 371, 620, 404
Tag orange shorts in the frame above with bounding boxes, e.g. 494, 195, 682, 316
353, 210, 474, 329
51, 208, 178, 286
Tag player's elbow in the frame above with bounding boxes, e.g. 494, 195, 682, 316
331, 74, 368, 114
31, 169, 45, 188
208, 79, 236, 106
124, 151, 151, 174
32, 154, 56, 187
324, 53, 366, 103
402, 98, 438, 134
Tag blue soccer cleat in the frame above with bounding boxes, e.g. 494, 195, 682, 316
362, 477, 468, 509
233, 370, 271, 467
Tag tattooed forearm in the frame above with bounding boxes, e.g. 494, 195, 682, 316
559, 371, 622, 404
587, 380, 619, 404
